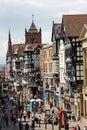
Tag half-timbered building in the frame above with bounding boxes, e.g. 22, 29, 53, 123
61, 14, 87, 118
6, 19, 42, 97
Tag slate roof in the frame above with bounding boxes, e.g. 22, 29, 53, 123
51, 22, 61, 41
28, 21, 38, 33
62, 14, 87, 37
12, 43, 41, 56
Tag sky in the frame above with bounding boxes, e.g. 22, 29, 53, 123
0, 0, 87, 65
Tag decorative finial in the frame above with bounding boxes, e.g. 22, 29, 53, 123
32, 14, 35, 22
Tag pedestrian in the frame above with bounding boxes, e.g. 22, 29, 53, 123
16, 110, 19, 119
19, 112, 22, 121
76, 124, 81, 130
5, 116, 9, 126
25, 123, 29, 130
12, 113, 17, 126
19, 121, 23, 130
27, 110, 30, 119
0, 115, 2, 130
65, 122, 69, 130
23, 110, 27, 122
83, 126, 87, 130
50, 101, 53, 108
38, 115, 41, 122
31, 120, 35, 129
4, 110, 9, 126
31, 112, 35, 121
71, 112, 76, 121
71, 126, 76, 130
10, 113, 13, 123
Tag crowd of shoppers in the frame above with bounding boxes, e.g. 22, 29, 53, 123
0, 86, 86, 130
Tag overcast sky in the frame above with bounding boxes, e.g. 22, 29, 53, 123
0, 0, 87, 65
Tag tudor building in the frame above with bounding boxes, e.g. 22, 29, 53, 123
6, 19, 42, 97
51, 14, 87, 119
51, 21, 63, 107
79, 24, 87, 117
51, 21, 61, 86
60, 14, 87, 118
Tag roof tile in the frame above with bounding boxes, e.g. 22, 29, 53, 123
62, 14, 87, 37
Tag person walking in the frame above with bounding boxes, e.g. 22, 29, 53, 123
23, 110, 27, 122
4, 110, 9, 126
25, 123, 29, 130
76, 124, 81, 130
19, 111, 22, 121
71, 126, 76, 130
83, 126, 87, 130
12, 113, 17, 126
0, 114, 2, 130
27, 110, 30, 119
19, 121, 23, 130
65, 122, 69, 130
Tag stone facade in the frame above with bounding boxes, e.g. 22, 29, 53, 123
79, 24, 87, 116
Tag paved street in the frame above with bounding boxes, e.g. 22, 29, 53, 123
1, 103, 86, 130
1, 116, 86, 130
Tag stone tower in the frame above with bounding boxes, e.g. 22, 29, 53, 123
25, 19, 42, 44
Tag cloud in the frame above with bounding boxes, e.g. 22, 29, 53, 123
0, 0, 87, 65
42, 31, 51, 43
0, 40, 7, 64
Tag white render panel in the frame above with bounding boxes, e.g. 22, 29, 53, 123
53, 60, 59, 73
59, 39, 65, 84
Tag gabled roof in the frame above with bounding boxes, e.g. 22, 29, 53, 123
12, 43, 41, 56
79, 24, 87, 40
62, 14, 87, 37
12, 44, 19, 53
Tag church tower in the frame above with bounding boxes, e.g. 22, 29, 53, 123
25, 17, 42, 44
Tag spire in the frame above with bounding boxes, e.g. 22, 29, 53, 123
7, 30, 12, 58
8, 29, 11, 44
32, 14, 34, 23
28, 14, 38, 33
25, 27, 27, 33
